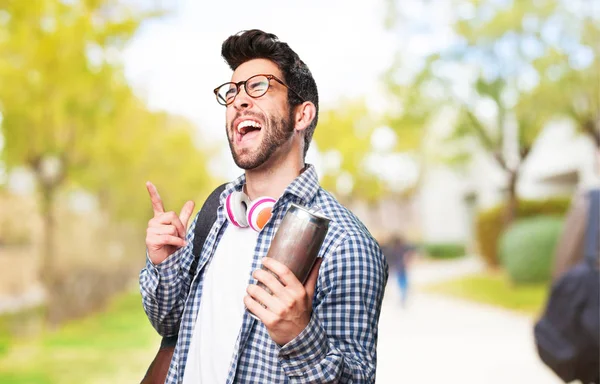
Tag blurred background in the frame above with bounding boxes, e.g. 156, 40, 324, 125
0, 0, 598, 383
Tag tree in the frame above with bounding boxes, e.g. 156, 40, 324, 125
0, 0, 160, 283
383, 0, 599, 225
447, 77, 544, 225
526, 5, 600, 148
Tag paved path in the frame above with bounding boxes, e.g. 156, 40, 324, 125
375, 257, 562, 384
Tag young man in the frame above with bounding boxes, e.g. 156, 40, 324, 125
139, 29, 389, 383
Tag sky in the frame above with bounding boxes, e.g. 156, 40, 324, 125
122, 0, 397, 132
122, 0, 398, 179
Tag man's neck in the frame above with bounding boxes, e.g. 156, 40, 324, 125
244, 155, 304, 200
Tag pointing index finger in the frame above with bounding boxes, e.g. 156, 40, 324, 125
146, 181, 165, 216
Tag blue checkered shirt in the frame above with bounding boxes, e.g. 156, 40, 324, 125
139, 164, 389, 383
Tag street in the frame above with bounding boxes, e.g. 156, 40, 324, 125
376, 257, 562, 384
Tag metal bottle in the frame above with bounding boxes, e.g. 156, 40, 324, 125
251, 203, 330, 316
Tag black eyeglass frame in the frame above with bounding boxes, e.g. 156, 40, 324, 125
213, 74, 305, 106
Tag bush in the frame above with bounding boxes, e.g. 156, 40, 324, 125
420, 242, 466, 259
498, 216, 563, 285
44, 264, 135, 325
475, 197, 571, 266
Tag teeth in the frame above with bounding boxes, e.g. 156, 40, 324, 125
237, 120, 262, 133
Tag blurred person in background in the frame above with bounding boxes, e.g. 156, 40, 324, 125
139, 29, 388, 384
384, 234, 417, 308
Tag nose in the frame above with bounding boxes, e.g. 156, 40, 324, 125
232, 86, 253, 110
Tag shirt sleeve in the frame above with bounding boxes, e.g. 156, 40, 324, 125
138, 212, 200, 337
277, 233, 389, 383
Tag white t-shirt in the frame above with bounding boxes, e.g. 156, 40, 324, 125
182, 224, 258, 384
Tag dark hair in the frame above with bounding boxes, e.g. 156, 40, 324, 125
221, 29, 319, 159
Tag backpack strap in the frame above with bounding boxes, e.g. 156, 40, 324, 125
189, 183, 228, 279
159, 183, 227, 349
584, 189, 600, 267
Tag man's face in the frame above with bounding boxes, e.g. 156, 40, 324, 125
225, 58, 295, 170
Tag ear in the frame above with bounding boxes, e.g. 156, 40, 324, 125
293, 101, 316, 133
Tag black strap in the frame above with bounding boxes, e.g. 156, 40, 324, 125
160, 183, 227, 349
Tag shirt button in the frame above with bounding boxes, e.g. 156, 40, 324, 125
281, 354, 290, 360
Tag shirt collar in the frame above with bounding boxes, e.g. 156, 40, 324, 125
281, 163, 320, 206
220, 164, 320, 207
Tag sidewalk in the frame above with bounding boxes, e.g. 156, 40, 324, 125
375, 256, 562, 384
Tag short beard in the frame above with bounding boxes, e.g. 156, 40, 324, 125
229, 109, 295, 170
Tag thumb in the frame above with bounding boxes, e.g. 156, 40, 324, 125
179, 201, 196, 231
304, 257, 323, 300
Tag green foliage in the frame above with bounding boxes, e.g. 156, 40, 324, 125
475, 197, 571, 266
314, 99, 388, 202
383, 0, 600, 226
0, 0, 151, 170
454, 0, 600, 146
75, 102, 216, 227
0, 0, 213, 230
499, 216, 564, 285
382, 55, 435, 153
420, 242, 466, 259
424, 270, 549, 316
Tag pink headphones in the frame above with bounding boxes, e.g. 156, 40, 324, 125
225, 191, 276, 232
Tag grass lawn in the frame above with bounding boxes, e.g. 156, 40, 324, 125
422, 270, 551, 317
0, 290, 161, 384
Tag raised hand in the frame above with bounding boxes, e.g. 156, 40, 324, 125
145, 181, 195, 265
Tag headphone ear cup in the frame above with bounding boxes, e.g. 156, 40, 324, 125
225, 191, 251, 228
247, 197, 276, 232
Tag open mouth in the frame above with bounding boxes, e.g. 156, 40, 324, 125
236, 119, 262, 143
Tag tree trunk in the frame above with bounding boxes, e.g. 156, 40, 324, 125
583, 119, 600, 149
503, 168, 519, 228
30, 156, 65, 288
38, 180, 56, 288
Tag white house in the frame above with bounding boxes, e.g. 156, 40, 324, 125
414, 121, 598, 247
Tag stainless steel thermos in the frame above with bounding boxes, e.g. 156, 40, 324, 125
251, 203, 330, 316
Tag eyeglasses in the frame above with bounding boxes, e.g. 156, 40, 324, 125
213, 74, 304, 106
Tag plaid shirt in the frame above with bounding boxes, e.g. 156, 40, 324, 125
139, 165, 389, 383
